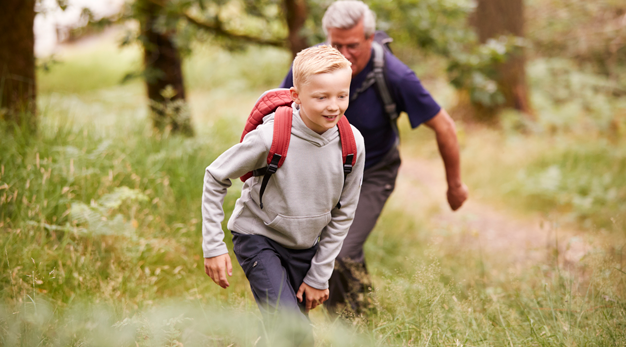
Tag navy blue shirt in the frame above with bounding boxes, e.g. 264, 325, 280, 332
280, 48, 441, 169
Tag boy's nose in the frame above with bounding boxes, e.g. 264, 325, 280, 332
327, 100, 339, 111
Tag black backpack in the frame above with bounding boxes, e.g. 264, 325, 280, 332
350, 31, 400, 138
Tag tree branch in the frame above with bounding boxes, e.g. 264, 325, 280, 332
183, 13, 286, 48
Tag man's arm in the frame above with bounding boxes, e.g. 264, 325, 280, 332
424, 108, 468, 211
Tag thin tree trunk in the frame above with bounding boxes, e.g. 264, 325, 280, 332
283, 0, 308, 58
0, 0, 36, 130
474, 0, 532, 119
138, 0, 193, 135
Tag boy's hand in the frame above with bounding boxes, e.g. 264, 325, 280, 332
204, 254, 233, 288
296, 282, 329, 311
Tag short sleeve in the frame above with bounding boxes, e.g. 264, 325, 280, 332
386, 53, 441, 128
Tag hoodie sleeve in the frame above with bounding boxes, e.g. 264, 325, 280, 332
303, 126, 366, 289
201, 128, 269, 258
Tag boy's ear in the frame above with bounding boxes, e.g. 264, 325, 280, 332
289, 87, 301, 105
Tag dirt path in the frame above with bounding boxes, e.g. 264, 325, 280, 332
391, 156, 590, 268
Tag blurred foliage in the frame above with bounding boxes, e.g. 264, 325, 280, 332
369, 0, 525, 108
38, 0, 626, 112
52, 0, 522, 108
527, 0, 626, 81
116, 0, 288, 55
528, 58, 626, 135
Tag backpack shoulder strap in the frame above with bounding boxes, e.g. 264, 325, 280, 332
371, 41, 400, 139
257, 106, 292, 209
374, 30, 394, 53
335, 116, 357, 209
337, 116, 357, 170
350, 42, 400, 139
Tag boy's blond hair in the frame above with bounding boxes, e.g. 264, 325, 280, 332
292, 45, 351, 89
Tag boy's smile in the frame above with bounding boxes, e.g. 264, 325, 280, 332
290, 67, 352, 134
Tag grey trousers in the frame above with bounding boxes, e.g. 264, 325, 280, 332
232, 232, 316, 346
325, 146, 401, 314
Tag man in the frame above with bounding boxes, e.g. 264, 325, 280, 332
279, 0, 469, 314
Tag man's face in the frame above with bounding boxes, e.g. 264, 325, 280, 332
327, 20, 374, 77
290, 67, 352, 134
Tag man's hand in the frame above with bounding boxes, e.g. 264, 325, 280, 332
204, 254, 233, 289
447, 182, 468, 211
296, 282, 329, 311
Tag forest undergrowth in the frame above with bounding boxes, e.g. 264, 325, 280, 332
1, 37, 625, 346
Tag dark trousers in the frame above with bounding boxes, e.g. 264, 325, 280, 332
325, 146, 401, 315
232, 232, 317, 345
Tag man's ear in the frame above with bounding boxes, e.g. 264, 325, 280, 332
290, 87, 301, 105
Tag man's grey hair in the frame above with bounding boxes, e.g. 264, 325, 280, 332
322, 1, 376, 38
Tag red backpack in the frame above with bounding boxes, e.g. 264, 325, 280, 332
239, 89, 358, 210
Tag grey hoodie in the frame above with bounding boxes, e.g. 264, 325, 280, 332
201, 104, 365, 289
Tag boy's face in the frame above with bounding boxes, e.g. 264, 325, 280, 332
290, 67, 351, 135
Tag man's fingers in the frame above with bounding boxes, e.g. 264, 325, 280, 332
306, 296, 313, 311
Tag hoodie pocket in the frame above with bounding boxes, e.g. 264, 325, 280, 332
265, 212, 332, 245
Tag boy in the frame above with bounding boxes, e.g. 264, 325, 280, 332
201, 46, 365, 338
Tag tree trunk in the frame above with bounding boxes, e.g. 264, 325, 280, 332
474, 0, 532, 119
283, 0, 308, 58
138, 0, 193, 136
0, 0, 36, 130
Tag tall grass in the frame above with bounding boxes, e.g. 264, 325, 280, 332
1, 37, 625, 345
366, 210, 626, 345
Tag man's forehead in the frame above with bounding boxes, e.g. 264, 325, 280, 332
329, 34, 363, 43
327, 22, 366, 41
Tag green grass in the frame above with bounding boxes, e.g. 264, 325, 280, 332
38, 38, 142, 94
1, 38, 625, 345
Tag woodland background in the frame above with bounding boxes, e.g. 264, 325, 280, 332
1, 0, 625, 345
